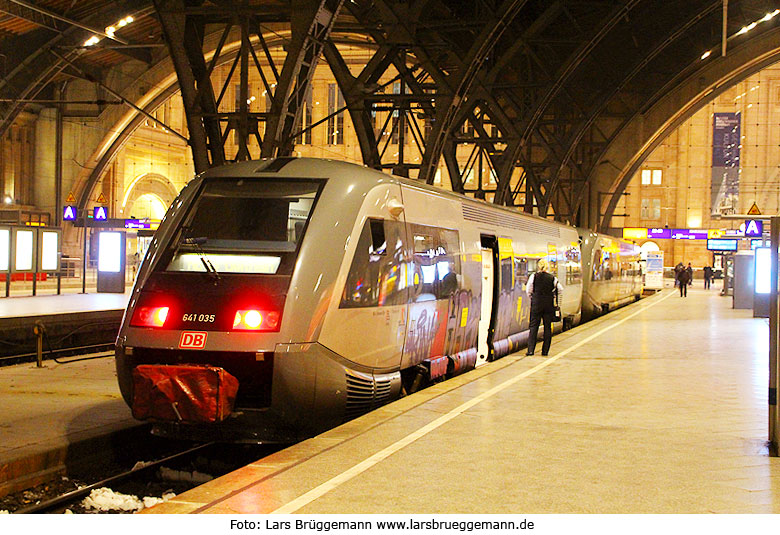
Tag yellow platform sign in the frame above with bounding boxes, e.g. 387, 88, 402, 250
65, 192, 76, 203
96, 192, 108, 204
747, 202, 761, 216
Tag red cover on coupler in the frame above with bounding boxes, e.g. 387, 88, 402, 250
132, 364, 239, 423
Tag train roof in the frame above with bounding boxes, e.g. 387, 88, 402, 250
196, 157, 576, 233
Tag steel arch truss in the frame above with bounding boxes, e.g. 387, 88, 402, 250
1, 0, 779, 230
154, 0, 343, 173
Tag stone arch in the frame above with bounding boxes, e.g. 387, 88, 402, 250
639, 241, 660, 260
121, 173, 179, 219
593, 28, 780, 231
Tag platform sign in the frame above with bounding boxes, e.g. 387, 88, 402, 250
0, 227, 8, 271
38, 229, 60, 272
93, 206, 108, 221
671, 229, 708, 240
124, 219, 151, 229
63, 205, 77, 221
745, 219, 763, 238
647, 228, 671, 239
622, 227, 647, 240
13, 228, 34, 272
645, 251, 664, 289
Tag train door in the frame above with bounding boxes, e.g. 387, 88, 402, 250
478, 235, 499, 365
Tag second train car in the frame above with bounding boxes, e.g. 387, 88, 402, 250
115, 158, 641, 442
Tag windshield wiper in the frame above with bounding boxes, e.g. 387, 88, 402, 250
183, 236, 221, 284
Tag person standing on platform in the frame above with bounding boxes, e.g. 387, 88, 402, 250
674, 262, 684, 287
703, 265, 713, 289
686, 263, 694, 287
526, 259, 564, 356
677, 264, 691, 296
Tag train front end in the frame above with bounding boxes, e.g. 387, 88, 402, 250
115, 159, 371, 443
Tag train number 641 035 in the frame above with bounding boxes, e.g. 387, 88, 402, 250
182, 313, 216, 322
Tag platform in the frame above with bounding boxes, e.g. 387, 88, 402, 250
0, 354, 142, 496
0, 292, 130, 361
0, 292, 130, 319
142, 285, 780, 514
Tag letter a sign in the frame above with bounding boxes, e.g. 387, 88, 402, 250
63, 206, 77, 221
745, 219, 763, 238
93, 206, 108, 220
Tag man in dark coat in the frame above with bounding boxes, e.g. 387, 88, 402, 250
703, 265, 713, 289
677, 264, 691, 296
674, 262, 684, 287
526, 259, 564, 356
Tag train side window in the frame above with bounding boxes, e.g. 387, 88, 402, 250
500, 257, 513, 293
565, 246, 582, 284
515, 257, 529, 286
410, 224, 461, 300
592, 249, 602, 281
340, 219, 408, 308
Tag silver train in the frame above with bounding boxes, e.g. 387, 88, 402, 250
115, 158, 642, 442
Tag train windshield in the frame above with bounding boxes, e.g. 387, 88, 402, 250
164, 178, 323, 275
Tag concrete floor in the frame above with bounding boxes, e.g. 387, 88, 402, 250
148, 285, 779, 514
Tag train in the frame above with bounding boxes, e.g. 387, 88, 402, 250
115, 158, 642, 443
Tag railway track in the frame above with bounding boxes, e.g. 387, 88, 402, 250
8, 441, 278, 514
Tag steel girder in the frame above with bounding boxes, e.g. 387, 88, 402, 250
154, 0, 343, 172
2, 0, 779, 231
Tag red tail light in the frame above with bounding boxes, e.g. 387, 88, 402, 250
232, 309, 280, 331
131, 306, 170, 328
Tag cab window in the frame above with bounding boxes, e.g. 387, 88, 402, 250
340, 219, 409, 308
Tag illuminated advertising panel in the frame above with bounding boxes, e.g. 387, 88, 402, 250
98, 231, 121, 273
39, 230, 60, 271
14, 229, 34, 271
755, 247, 771, 294
0, 227, 8, 271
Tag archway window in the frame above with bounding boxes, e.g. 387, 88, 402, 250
133, 193, 167, 220
640, 241, 660, 261
641, 169, 662, 186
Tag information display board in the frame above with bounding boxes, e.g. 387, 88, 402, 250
707, 238, 738, 251
645, 251, 664, 290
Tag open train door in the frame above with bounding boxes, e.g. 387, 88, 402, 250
478, 235, 499, 365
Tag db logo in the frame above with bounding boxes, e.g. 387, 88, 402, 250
179, 331, 207, 349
